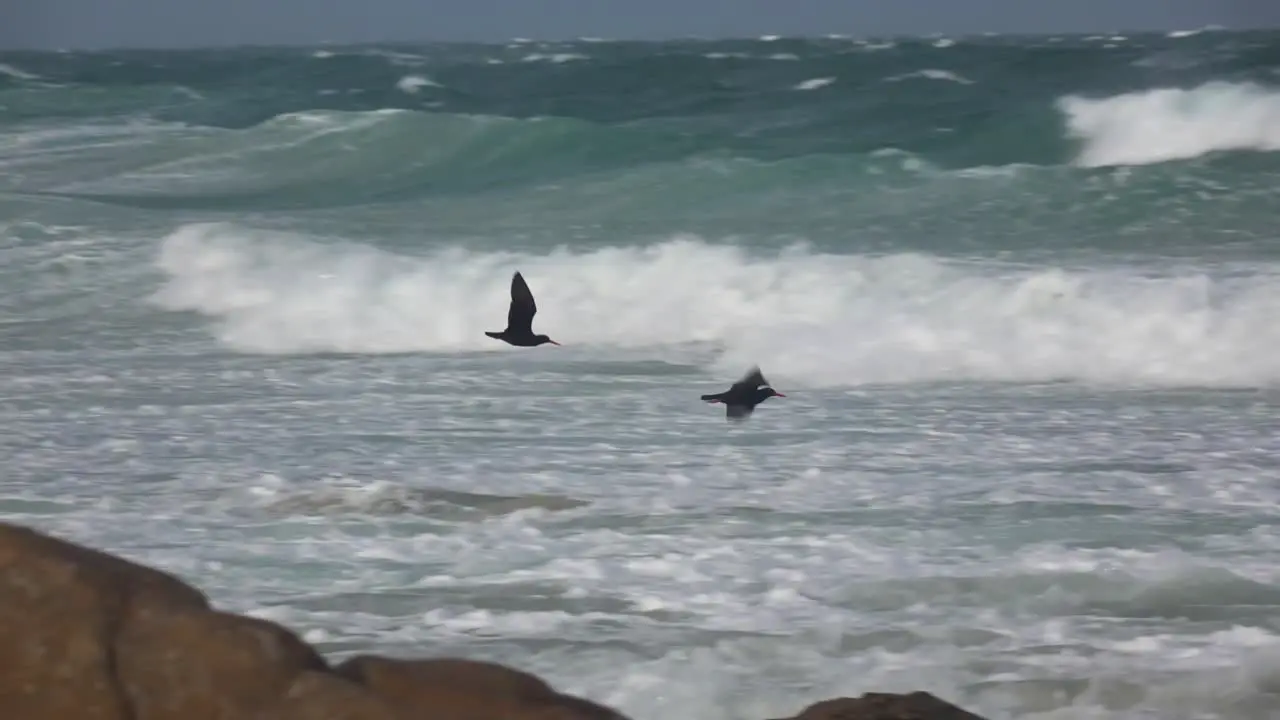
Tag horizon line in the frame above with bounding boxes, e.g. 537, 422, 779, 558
1, 23, 1257, 54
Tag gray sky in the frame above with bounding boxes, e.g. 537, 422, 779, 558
5, 0, 1278, 50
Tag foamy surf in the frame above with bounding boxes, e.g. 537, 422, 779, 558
1059, 81, 1280, 167
7, 33, 1280, 720
885, 69, 975, 85
0, 62, 40, 81
150, 222, 1280, 388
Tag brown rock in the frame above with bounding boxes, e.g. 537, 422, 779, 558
0, 522, 208, 720
335, 655, 630, 720
251, 671, 401, 720
336, 655, 556, 701
773, 691, 989, 720
539, 693, 633, 720
0, 524, 209, 611
116, 606, 330, 720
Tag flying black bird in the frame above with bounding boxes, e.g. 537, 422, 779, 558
485, 271, 560, 347
701, 365, 785, 421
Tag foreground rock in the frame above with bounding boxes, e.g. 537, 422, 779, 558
0, 522, 210, 720
771, 692, 989, 720
335, 655, 631, 720
0, 521, 989, 720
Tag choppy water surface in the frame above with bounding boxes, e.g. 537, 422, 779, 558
4, 28, 1280, 720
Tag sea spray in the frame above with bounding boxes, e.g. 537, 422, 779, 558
150, 222, 1280, 388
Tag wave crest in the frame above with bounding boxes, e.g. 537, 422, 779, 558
46, 109, 699, 209
1058, 81, 1280, 167
151, 223, 1280, 388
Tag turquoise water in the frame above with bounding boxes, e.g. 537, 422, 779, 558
4, 28, 1280, 719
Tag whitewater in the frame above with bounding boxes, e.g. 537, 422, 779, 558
3, 28, 1280, 719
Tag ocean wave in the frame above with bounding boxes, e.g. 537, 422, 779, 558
5, 32, 1277, 167
884, 69, 975, 85
150, 222, 1280, 389
39, 109, 706, 208
0, 62, 41, 82
19, 93, 1270, 216
11, 102, 1273, 220
1060, 81, 1280, 167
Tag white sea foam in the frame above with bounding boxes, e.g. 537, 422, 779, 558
1058, 81, 1280, 167
395, 75, 441, 94
521, 53, 589, 64
885, 69, 975, 85
793, 77, 835, 91
0, 62, 40, 81
150, 223, 1280, 389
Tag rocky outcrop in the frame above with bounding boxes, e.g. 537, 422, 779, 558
768, 692, 989, 720
333, 655, 631, 720
0, 521, 989, 720
253, 672, 401, 720
0, 521, 210, 720
117, 607, 331, 720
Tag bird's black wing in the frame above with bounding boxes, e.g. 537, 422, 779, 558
725, 403, 754, 421
730, 366, 768, 393
507, 271, 537, 333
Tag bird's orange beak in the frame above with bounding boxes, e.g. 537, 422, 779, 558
775, 391, 786, 397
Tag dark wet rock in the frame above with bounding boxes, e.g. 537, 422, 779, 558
251, 671, 400, 720
335, 655, 558, 699
334, 655, 629, 720
770, 691, 988, 720
116, 606, 330, 720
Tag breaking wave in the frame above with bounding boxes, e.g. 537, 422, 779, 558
1060, 81, 1280, 167
150, 222, 1280, 388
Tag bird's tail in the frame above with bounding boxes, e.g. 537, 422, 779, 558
701, 393, 724, 403
484, 331, 503, 339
